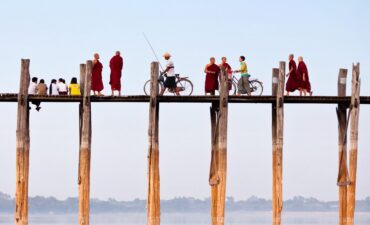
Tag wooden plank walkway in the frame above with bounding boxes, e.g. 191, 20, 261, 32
1, 93, 370, 105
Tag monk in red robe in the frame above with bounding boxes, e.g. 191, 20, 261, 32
204, 57, 220, 95
297, 56, 312, 96
219, 57, 232, 91
91, 53, 104, 96
109, 51, 123, 96
285, 54, 301, 96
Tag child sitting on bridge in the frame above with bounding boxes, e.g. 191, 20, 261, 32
28, 77, 41, 111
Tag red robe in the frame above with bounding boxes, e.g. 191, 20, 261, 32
220, 62, 232, 90
109, 55, 123, 90
298, 61, 311, 92
205, 64, 220, 92
285, 59, 301, 92
91, 60, 104, 92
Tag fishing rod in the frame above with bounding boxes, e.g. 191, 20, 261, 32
142, 32, 164, 71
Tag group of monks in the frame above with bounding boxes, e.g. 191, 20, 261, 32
204, 57, 234, 95
91, 51, 311, 97
91, 51, 123, 96
286, 54, 312, 96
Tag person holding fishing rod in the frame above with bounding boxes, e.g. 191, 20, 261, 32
142, 33, 179, 96
160, 52, 179, 96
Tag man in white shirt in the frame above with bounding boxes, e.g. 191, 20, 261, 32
28, 77, 41, 111
160, 52, 179, 95
57, 78, 68, 95
28, 77, 38, 95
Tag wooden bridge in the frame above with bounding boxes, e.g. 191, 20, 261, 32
3, 59, 364, 225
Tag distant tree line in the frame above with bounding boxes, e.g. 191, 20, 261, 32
1, 192, 369, 214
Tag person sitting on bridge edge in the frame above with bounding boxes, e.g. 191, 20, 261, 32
36, 79, 48, 95
57, 78, 68, 95
109, 51, 124, 96
219, 57, 233, 91
234, 56, 251, 96
28, 77, 41, 111
297, 56, 313, 96
285, 54, 301, 96
204, 57, 220, 95
160, 52, 179, 96
69, 77, 81, 96
49, 79, 59, 95
91, 53, 104, 96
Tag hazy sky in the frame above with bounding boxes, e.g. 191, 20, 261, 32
0, 0, 369, 202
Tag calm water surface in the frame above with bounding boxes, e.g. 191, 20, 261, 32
1, 212, 370, 225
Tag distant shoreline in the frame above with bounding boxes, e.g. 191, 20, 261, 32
1, 192, 370, 214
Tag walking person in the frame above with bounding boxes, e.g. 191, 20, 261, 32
109, 51, 123, 96
28, 77, 41, 111
160, 52, 178, 96
297, 56, 312, 96
204, 57, 220, 95
91, 53, 104, 96
285, 54, 301, 96
49, 79, 59, 95
69, 77, 81, 96
234, 56, 251, 96
36, 79, 48, 95
57, 78, 68, 95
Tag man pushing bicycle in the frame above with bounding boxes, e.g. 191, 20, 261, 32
234, 55, 251, 96
160, 52, 179, 96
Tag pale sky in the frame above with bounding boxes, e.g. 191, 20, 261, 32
0, 0, 369, 202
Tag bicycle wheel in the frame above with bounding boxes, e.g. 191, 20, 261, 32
176, 78, 193, 96
143, 80, 163, 96
229, 81, 237, 95
250, 80, 263, 96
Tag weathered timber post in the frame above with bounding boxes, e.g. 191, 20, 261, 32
271, 68, 279, 154
79, 64, 86, 146
346, 63, 360, 225
273, 62, 285, 225
78, 61, 92, 225
336, 68, 348, 225
210, 67, 229, 225
15, 59, 31, 225
147, 62, 160, 225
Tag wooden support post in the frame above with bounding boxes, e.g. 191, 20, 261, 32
79, 64, 86, 146
346, 63, 360, 225
272, 63, 285, 225
147, 62, 160, 225
336, 68, 348, 225
210, 67, 229, 225
15, 59, 31, 225
78, 61, 92, 225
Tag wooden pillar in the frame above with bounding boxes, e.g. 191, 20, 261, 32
79, 64, 86, 146
147, 62, 160, 225
272, 63, 285, 225
336, 68, 348, 225
346, 63, 360, 225
15, 59, 31, 225
210, 67, 228, 225
78, 60, 92, 225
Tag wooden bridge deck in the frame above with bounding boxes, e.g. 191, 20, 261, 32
1, 93, 370, 104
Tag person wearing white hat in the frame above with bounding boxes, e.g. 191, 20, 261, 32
160, 52, 179, 95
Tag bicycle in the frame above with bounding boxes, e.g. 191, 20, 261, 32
228, 74, 264, 96
143, 73, 194, 96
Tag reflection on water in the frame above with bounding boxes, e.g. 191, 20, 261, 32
1, 212, 370, 224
